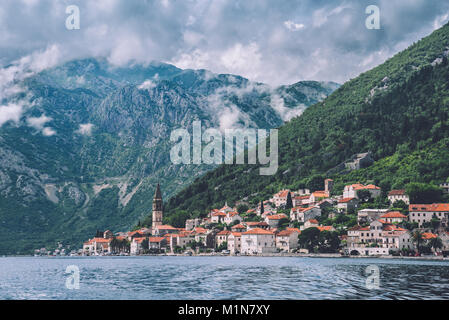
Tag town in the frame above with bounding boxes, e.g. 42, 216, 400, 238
77, 180, 449, 258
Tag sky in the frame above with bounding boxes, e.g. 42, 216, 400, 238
1, 0, 449, 86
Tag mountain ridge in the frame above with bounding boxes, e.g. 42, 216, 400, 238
0, 58, 337, 254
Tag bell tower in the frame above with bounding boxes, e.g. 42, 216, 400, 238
152, 183, 163, 229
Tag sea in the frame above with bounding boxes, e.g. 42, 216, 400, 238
1, 256, 449, 300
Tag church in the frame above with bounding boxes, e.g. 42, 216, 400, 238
152, 183, 163, 230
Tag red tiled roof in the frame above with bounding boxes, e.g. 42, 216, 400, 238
383, 224, 405, 232
266, 214, 288, 220
217, 230, 231, 236
381, 211, 407, 218
243, 228, 274, 235
127, 231, 143, 237
193, 227, 208, 234
347, 183, 380, 190
422, 232, 438, 240
245, 221, 269, 226
277, 230, 296, 236
409, 203, 449, 212
231, 224, 246, 229
155, 225, 177, 230
312, 191, 327, 198
275, 190, 290, 198
212, 211, 227, 217
388, 189, 406, 196
92, 237, 110, 243
317, 226, 333, 232
338, 197, 357, 203
149, 237, 165, 243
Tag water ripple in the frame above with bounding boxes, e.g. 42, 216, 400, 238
1, 256, 449, 299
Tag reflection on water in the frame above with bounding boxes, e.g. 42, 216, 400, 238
0, 256, 449, 300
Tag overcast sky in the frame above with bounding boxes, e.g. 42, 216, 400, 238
1, 0, 449, 85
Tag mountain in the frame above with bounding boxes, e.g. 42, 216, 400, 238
0, 58, 337, 254
163, 22, 449, 225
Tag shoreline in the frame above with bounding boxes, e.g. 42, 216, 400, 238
6, 253, 449, 262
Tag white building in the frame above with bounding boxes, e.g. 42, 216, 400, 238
347, 220, 414, 256
380, 211, 407, 224
227, 232, 242, 254
223, 211, 242, 225
130, 237, 146, 255
357, 208, 389, 224
83, 237, 111, 255
241, 228, 276, 255
387, 189, 410, 205
271, 190, 290, 207
337, 197, 359, 213
265, 214, 288, 228
185, 218, 202, 231
276, 228, 300, 252
290, 206, 321, 222
343, 184, 381, 199
215, 230, 231, 249
211, 211, 227, 224
409, 203, 449, 227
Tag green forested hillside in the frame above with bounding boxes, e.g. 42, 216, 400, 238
162, 22, 449, 226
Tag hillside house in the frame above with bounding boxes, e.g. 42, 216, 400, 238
241, 228, 276, 255
388, 189, 410, 205
409, 203, 449, 227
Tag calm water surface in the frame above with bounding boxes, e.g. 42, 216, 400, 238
0, 256, 448, 300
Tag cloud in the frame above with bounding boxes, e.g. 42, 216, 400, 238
26, 114, 52, 130
76, 123, 94, 136
138, 80, 156, 90
42, 127, 56, 136
0, 103, 23, 126
284, 20, 305, 31
0, 0, 448, 86
0, 45, 62, 132
27, 115, 56, 136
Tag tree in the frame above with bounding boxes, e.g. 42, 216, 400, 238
357, 190, 372, 203
306, 175, 325, 192
286, 192, 293, 210
430, 215, 441, 230
141, 238, 149, 254
392, 200, 408, 212
429, 237, 443, 252
237, 204, 249, 215
411, 230, 424, 255
317, 231, 341, 253
298, 227, 321, 251
406, 182, 443, 204
278, 218, 290, 230
260, 200, 264, 215
217, 241, 228, 251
